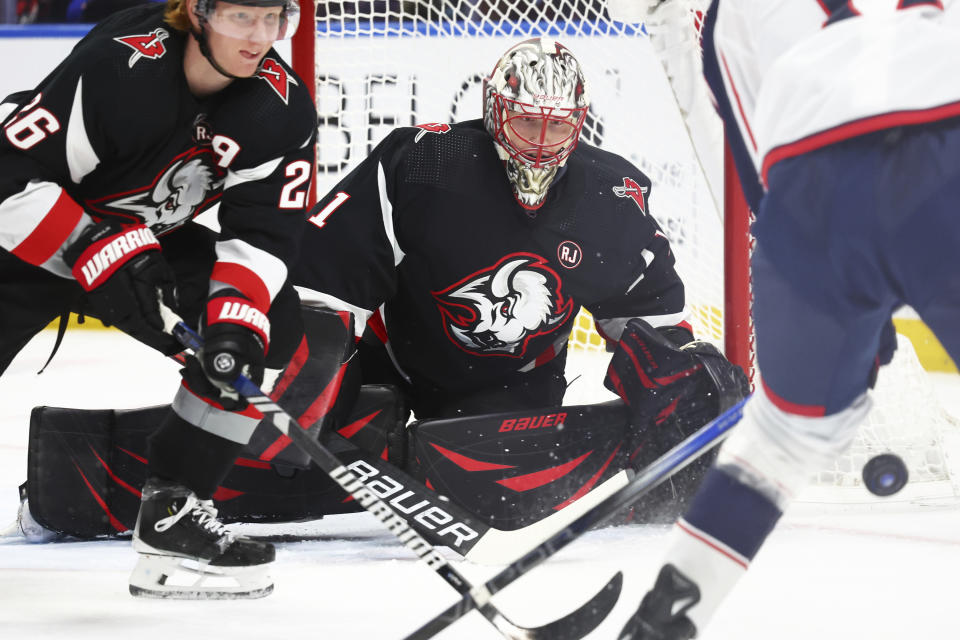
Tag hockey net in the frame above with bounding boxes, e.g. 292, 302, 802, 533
289, 0, 959, 503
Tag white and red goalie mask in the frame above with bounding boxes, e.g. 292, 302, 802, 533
483, 38, 589, 211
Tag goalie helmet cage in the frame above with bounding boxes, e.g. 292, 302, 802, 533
289, 0, 959, 504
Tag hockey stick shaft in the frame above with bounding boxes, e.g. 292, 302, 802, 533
407, 395, 749, 639
164, 316, 619, 640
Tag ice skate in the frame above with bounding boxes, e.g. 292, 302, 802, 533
129, 478, 275, 600
619, 564, 699, 640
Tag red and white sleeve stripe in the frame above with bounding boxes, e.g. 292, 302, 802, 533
0, 181, 91, 276
211, 238, 288, 311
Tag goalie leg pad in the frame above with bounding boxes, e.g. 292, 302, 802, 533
22, 385, 407, 539
244, 305, 358, 469
408, 401, 633, 530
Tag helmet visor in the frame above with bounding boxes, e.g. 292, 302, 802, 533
204, 1, 300, 42
498, 96, 587, 167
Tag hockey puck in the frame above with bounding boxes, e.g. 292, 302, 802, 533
862, 453, 908, 497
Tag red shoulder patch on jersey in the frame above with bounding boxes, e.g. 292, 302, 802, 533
114, 28, 169, 68
414, 122, 452, 142
256, 58, 298, 104
612, 177, 648, 215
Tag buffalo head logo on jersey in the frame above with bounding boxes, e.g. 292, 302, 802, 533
114, 28, 169, 68
433, 253, 574, 358
613, 177, 648, 215
86, 148, 225, 235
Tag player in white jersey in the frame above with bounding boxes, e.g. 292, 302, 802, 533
609, 2, 960, 638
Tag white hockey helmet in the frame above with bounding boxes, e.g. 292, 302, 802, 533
483, 38, 589, 211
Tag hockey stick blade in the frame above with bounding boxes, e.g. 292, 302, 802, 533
165, 317, 619, 640
406, 395, 749, 640
408, 571, 623, 640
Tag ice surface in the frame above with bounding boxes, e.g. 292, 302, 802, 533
2, 331, 958, 639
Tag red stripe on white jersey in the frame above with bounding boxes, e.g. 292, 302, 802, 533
719, 50, 757, 153
761, 100, 960, 185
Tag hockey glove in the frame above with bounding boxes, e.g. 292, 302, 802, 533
605, 318, 750, 521
604, 318, 750, 429
64, 220, 180, 354
196, 291, 269, 410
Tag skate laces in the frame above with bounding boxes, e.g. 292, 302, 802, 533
153, 494, 235, 542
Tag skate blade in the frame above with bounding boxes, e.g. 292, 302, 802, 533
129, 554, 273, 600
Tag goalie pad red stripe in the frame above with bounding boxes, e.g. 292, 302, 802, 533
337, 410, 381, 439
619, 340, 658, 389
495, 451, 592, 492
554, 444, 622, 510
88, 446, 140, 498
73, 462, 128, 534
270, 335, 309, 400
430, 442, 515, 471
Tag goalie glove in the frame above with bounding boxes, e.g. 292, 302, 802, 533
195, 291, 269, 410
63, 219, 180, 354
604, 318, 749, 430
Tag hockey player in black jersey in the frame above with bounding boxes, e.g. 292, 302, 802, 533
292, 38, 749, 518
0, 0, 316, 598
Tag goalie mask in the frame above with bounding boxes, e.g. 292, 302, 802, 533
193, 0, 300, 42
483, 38, 589, 211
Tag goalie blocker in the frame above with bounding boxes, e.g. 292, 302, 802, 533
17, 310, 744, 545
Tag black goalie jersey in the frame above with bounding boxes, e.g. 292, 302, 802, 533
294, 120, 687, 392
0, 4, 316, 308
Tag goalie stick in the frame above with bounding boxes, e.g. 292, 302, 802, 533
163, 314, 622, 640
404, 394, 749, 640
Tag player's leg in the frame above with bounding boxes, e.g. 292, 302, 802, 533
884, 120, 960, 373
619, 134, 903, 639
129, 227, 305, 599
